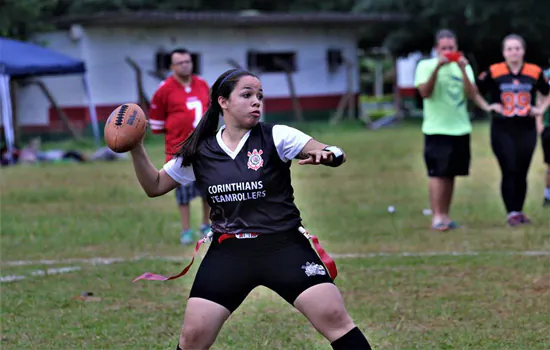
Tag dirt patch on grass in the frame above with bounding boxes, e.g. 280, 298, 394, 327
530, 274, 550, 294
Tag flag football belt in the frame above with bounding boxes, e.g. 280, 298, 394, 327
133, 226, 337, 283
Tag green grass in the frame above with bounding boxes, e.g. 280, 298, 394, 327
1, 121, 549, 349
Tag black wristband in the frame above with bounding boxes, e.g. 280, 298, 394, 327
323, 146, 344, 167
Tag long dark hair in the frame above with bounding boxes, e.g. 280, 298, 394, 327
175, 68, 257, 166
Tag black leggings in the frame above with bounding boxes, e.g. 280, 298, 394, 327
490, 119, 537, 213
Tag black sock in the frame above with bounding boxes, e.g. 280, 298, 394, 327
176, 344, 182, 350
331, 327, 372, 350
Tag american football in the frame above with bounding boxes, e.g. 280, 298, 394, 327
104, 103, 147, 153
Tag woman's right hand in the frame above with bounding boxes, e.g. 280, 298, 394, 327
437, 55, 450, 68
130, 140, 144, 155
130, 130, 147, 152
488, 103, 503, 114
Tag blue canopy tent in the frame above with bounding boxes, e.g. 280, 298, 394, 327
0, 37, 100, 164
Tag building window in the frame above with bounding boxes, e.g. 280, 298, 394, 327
247, 51, 297, 73
155, 51, 201, 75
326, 49, 343, 73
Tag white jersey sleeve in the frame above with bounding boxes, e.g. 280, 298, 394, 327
162, 157, 196, 185
272, 124, 313, 162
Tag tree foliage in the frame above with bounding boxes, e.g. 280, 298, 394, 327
2, 0, 548, 69
353, 0, 550, 69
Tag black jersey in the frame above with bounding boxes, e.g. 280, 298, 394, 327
164, 122, 313, 234
478, 62, 550, 119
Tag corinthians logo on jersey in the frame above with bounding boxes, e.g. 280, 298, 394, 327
247, 149, 264, 171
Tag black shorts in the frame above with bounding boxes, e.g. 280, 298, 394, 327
189, 229, 334, 313
542, 126, 550, 165
424, 134, 471, 177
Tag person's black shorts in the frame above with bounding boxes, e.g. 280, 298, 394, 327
189, 229, 334, 313
175, 182, 202, 205
542, 126, 550, 165
423, 134, 471, 177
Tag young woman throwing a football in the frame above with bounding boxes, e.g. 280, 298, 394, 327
129, 68, 373, 350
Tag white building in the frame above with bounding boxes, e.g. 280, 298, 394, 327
15, 11, 405, 138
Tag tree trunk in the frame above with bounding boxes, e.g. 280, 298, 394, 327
31, 80, 81, 141
274, 57, 303, 123
125, 57, 150, 114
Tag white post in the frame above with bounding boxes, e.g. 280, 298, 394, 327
82, 74, 100, 148
0, 74, 15, 164
375, 60, 383, 99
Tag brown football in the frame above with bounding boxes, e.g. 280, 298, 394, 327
104, 103, 147, 153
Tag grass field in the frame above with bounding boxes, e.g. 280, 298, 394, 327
1, 120, 549, 350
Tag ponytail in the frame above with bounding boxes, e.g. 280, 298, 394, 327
175, 103, 220, 167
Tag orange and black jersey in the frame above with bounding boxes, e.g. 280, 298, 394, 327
478, 62, 550, 118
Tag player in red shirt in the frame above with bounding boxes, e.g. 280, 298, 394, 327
149, 48, 211, 244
